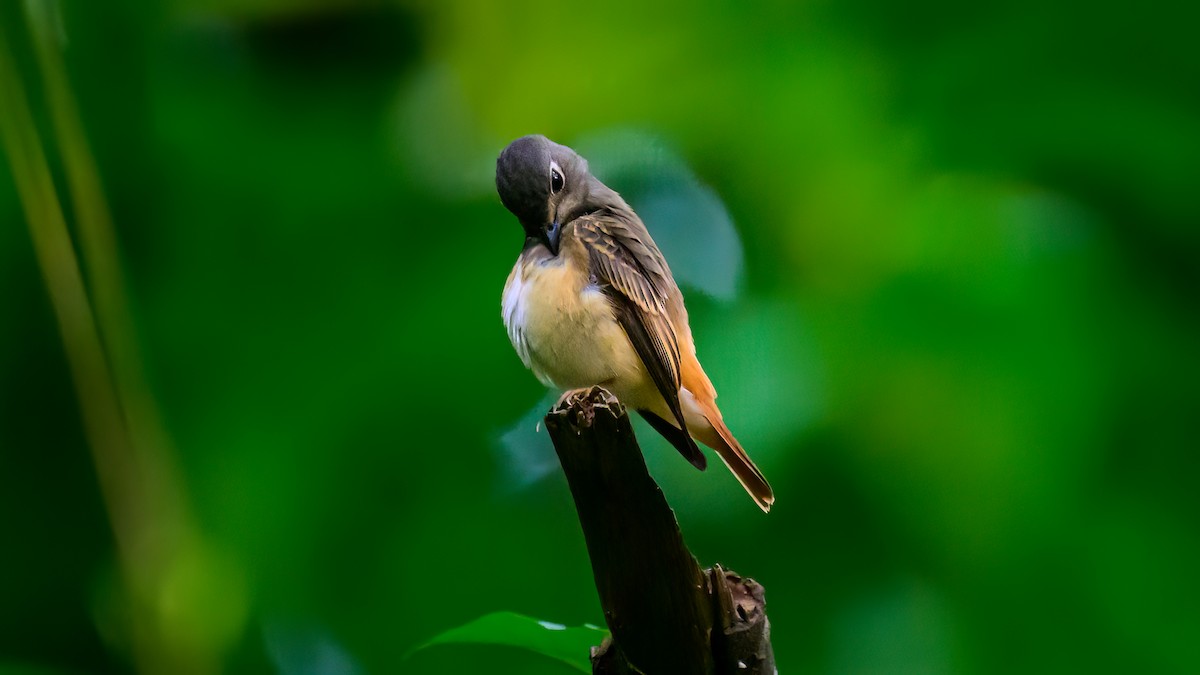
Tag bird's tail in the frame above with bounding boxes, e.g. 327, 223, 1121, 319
690, 401, 775, 513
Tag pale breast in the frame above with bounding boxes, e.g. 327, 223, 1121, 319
502, 251, 641, 391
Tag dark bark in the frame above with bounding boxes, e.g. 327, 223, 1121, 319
544, 387, 775, 675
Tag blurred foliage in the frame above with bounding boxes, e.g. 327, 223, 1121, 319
1, 0, 1197, 674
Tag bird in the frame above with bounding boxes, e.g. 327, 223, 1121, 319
496, 135, 774, 512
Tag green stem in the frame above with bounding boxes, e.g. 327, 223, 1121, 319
0, 10, 228, 674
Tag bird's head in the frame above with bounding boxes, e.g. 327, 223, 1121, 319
496, 135, 592, 256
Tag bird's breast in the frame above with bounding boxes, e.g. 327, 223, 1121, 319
502, 251, 640, 390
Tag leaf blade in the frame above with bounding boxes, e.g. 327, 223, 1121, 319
408, 611, 607, 673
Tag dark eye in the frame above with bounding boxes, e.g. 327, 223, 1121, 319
550, 164, 565, 194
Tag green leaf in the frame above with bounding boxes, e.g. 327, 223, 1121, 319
407, 611, 608, 673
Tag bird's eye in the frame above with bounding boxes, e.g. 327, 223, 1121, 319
549, 162, 565, 194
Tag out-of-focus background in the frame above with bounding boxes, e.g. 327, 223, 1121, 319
2, 0, 1197, 673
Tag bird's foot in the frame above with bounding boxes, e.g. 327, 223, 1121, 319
551, 386, 622, 414
554, 387, 593, 410
549, 386, 624, 428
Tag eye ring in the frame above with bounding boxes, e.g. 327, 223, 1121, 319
549, 161, 565, 194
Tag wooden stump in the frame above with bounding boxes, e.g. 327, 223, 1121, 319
544, 387, 775, 675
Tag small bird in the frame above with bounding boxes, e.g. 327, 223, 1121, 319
497, 135, 774, 512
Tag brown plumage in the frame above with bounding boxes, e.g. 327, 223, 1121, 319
498, 135, 774, 512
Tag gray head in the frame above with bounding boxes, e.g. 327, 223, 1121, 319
496, 135, 595, 256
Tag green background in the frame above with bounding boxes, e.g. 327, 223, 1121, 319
2, 0, 1197, 673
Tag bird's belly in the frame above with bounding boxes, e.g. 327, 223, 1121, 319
502, 258, 640, 391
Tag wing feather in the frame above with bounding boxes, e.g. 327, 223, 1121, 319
574, 210, 706, 470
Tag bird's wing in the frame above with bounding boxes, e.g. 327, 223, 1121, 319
574, 210, 706, 470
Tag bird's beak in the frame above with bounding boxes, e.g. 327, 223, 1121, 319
538, 220, 561, 256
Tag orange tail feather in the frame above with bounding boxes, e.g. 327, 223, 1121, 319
692, 402, 774, 513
